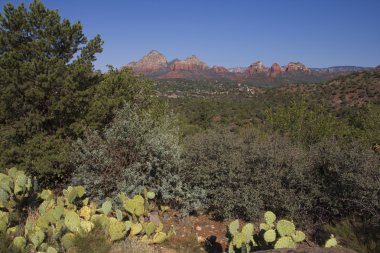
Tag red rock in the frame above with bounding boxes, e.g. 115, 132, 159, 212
127, 50, 168, 74
170, 55, 209, 71
285, 62, 311, 73
269, 63, 283, 76
246, 61, 267, 75
210, 66, 229, 73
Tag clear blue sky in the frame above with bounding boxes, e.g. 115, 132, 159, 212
2, 0, 380, 70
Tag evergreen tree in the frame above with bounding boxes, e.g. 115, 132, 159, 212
0, 1, 158, 186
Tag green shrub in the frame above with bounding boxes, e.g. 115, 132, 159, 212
264, 98, 348, 145
181, 129, 309, 220
181, 128, 380, 225
72, 105, 203, 213
307, 140, 380, 224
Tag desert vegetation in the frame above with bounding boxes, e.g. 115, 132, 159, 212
0, 1, 379, 252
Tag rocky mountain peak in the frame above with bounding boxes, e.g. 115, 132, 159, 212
127, 50, 168, 74
171, 55, 208, 71
246, 61, 267, 75
210, 66, 229, 73
269, 63, 283, 76
286, 62, 311, 73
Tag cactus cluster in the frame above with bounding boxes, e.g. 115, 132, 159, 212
0, 167, 33, 212
227, 219, 257, 253
227, 211, 306, 252
259, 211, 305, 249
0, 167, 174, 253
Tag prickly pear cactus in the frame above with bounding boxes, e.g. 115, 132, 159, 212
227, 220, 256, 253
1, 172, 172, 250
260, 211, 276, 231
0, 168, 32, 212
325, 234, 338, 248
259, 211, 306, 249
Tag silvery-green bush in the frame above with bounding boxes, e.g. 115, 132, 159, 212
72, 105, 203, 213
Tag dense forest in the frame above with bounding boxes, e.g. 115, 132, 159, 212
0, 1, 379, 253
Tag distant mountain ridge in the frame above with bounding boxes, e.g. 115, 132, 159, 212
126, 50, 376, 82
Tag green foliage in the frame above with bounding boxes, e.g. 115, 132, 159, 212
0, 0, 102, 185
72, 105, 203, 213
181, 129, 380, 224
264, 98, 348, 145
0, 1, 160, 187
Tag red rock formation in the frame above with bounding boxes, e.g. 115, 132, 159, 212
127, 50, 168, 74
210, 66, 229, 73
285, 62, 311, 73
246, 61, 267, 75
269, 63, 283, 76
171, 55, 209, 71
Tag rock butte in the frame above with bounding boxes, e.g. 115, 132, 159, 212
126, 50, 370, 80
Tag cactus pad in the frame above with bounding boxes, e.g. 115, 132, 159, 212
62, 232, 75, 250
144, 222, 156, 237
241, 223, 254, 239
12, 236, 26, 250
325, 235, 338, 248
264, 211, 276, 224
29, 229, 45, 248
228, 219, 239, 236
65, 211, 80, 232
130, 222, 143, 236
276, 219, 296, 237
274, 236, 296, 249
153, 231, 167, 243
264, 229, 276, 243
146, 191, 155, 199
79, 206, 91, 221
108, 218, 127, 241
47, 247, 58, 253
101, 200, 112, 216
291, 230, 305, 243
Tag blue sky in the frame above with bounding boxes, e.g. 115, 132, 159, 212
2, 0, 380, 70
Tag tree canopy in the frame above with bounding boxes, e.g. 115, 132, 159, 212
0, 0, 159, 185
